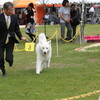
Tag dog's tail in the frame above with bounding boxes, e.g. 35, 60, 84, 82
39, 33, 47, 42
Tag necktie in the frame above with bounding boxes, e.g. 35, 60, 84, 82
6, 16, 9, 28
5, 16, 9, 44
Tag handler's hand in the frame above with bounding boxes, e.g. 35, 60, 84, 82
65, 19, 70, 23
21, 37, 27, 41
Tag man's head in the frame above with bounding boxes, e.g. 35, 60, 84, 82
71, 4, 75, 10
3, 2, 14, 16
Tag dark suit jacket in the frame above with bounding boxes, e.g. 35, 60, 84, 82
0, 13, 22, 45
70, 10, 80, 26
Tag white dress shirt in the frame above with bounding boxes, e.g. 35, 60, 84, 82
4, 13, 11, 43
4, 13, 11, 28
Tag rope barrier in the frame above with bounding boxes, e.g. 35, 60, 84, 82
14, 39, 35, 52
47, 30, 58, 40
14, 31, 39, 52
57, 26, 80, 42
47, 25, 80, 42
56, 90, 100, 100
32, 31, 39, 42
14, 25, 81, 51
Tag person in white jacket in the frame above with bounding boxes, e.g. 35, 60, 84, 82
89, 5, 95, 24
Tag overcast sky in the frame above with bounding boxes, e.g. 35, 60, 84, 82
0, 0, 13, 5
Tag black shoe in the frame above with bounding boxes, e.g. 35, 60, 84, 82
9, 61, 13, 67
1, 67, 6, 76
65, 38, 70, 40
65, 38, 68, 40
6, 59, 13, 67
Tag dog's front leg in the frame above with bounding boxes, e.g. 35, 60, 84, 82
46, 60, 50, 68
36, 60, 41, 74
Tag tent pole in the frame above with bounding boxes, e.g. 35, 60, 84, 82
73, 0, 86, 44
44, 3, 47, 36
43, 0, 48, 39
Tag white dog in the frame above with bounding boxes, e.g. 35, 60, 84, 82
36, 33, 52, 74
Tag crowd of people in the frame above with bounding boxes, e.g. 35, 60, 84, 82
14, 1, 100, 43
13, 1, 99, 43
58, 0, 80, 43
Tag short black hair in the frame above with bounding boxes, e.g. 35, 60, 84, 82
3, 2, 14, 10
28, 3, 34, 8
62, 0, 69, 6
71, 4, 75, 7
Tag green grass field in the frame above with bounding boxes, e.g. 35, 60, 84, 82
0, 24, 100, 100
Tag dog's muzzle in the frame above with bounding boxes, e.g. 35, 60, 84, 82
44, 52, 47, 54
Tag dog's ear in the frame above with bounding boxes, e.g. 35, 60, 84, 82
48, 40, 51, 45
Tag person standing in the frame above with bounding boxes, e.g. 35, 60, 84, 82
25, 3, 36, 41
70, 4, 80, 37
58, 0, 72, 43
89, 4, 95, 24
0, 2, 26, 76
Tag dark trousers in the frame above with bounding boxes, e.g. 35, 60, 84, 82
0, 37, 14, 69
72, 25, 77, 36
28, 34, 36, 41
60, 22, 72, 40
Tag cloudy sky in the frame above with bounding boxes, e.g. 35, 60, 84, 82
0, 0, 13, 5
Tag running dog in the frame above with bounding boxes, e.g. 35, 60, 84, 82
36, 33, 52, 74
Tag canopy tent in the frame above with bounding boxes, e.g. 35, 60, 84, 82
13, 0, 37, 8
0, 0, 100, 6
1, 0, 99, 25
36, 0, 100, 4
0, 0, 99, 7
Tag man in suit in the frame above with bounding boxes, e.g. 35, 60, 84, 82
0, 2, 26, 76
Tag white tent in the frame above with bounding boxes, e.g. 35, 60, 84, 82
36, 0, 100, 4
0, 0, 100, 5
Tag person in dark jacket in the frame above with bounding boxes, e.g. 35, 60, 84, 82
70, 4, 80, 37
0, 2, 26, 76
25, 3, 36, 41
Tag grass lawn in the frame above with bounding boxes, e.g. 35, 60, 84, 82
0, 24, 100, 100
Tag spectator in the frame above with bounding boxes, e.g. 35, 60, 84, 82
43, 12, 51, 25
58, 0, 72, 43
51, 4, 56, 14
25, 3, 36, 41
70, 4, 80, 37
18, 11, 23, 25
89, 4, 95, 24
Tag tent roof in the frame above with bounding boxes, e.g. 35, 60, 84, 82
0, 0, 100, 7
14, 0, 37, 8
12, 0, 100, 8
36, 0, 100, 4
